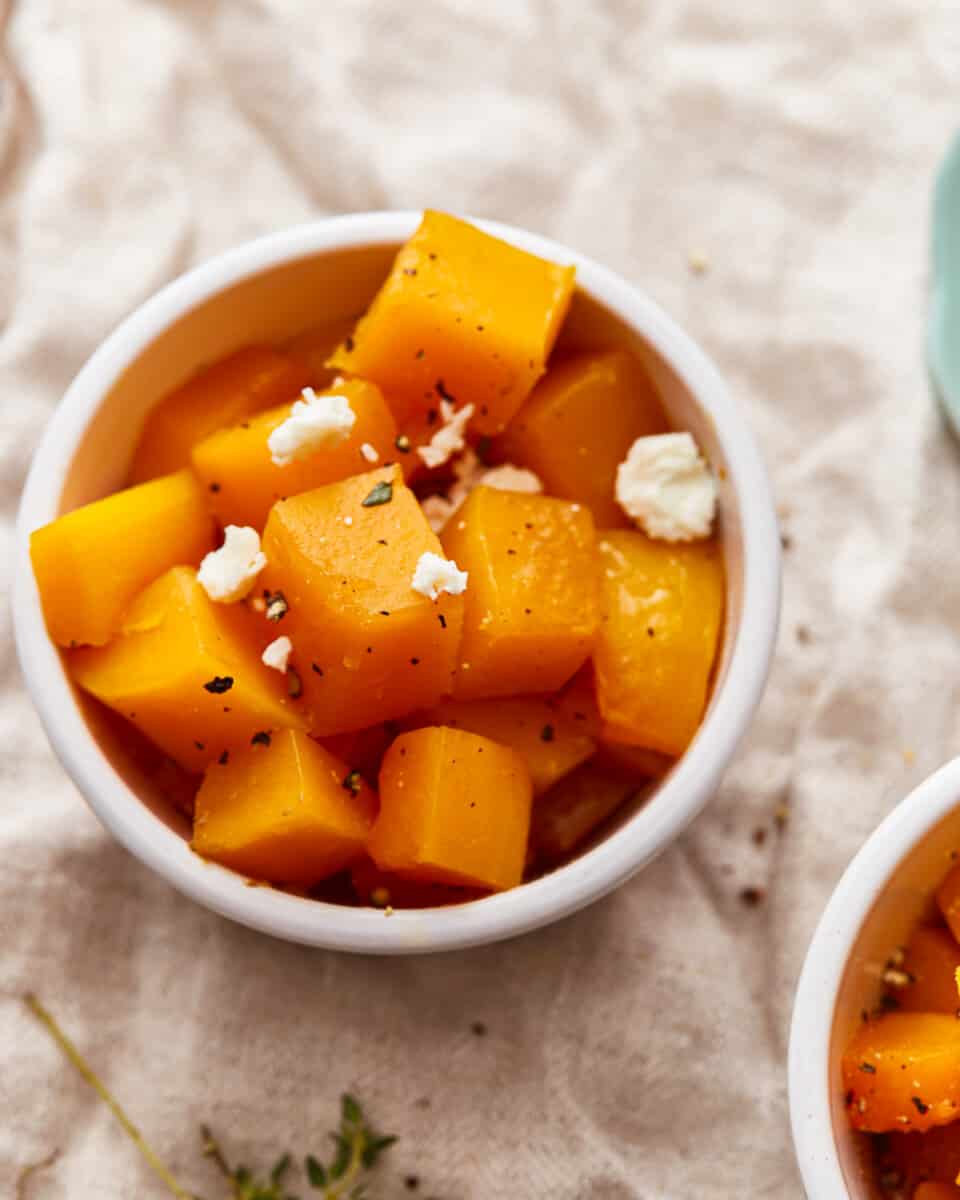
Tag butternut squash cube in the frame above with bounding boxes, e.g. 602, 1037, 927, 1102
407, 693, 596, 796
192, 729, 374, 885
439, 488, 598, 700
368, 726, 532, 891
130, 346, 310, 482
327, 211, 575, 434
899, 926, 960, 1014
30, 468, 214, 647
531, 763, 637, 864
191, 378, 398, 530
495, 350, 667, 526
842, 1013, 960, 1133
70, 566, 303, 772
594, 530, 724, 757
259, 466, 464, 735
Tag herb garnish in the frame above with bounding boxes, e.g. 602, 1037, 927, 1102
342, 770, 362, 795
361, 481, 393, 508
394, 435, 411, 454
204, 677, 234, 695
24, 995, 397, 1200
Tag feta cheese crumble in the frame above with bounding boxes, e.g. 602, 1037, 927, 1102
198, 525, 266, 603
267, 388, 356, 466
479, 464, 543, 494
411, 551, 469, 600
360, 442, 379, 463
262, 635, 293, 673
417, 400, 475, 469
615, 432, 717, 542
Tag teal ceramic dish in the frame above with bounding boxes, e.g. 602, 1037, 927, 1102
931, 132, 960, 435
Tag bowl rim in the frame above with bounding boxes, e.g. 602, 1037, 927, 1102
788, 754, 960, 1197
12, 210, 781, 953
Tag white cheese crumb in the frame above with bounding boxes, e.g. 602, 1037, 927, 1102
198, 525, 267, 603
416, 401, 475, 469
360, 442, 379, 463
267, 388, 356, 466
411, 551, 468, 600
262, 635, 293, 673
343, 516, 353, 526
615, 432, 717, 541
479, 464, 543, 494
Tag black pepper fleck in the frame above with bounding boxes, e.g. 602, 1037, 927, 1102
410, 657, 420, 666
209, 482, 221, 493
312, 663, 324, 676
203, 676, 234, 694
218, 750, 229, 765
194, 741, 205, 751
739, 886, 765, 908
540, 724, 555, 743
438, 613, 447, 629
426, 408, 439, 426
344, 334, 355, 352
251, 731, 271, 747
471, 1021, 487, 1037
912, 1096, 929, 1114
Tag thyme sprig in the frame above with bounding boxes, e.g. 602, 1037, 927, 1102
23, 995, 397, 1200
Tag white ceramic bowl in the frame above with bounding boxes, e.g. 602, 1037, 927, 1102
790, 757, 960, 1197
12, 212, 781, 954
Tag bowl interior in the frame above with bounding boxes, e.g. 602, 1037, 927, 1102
830, 804, 960, 1196
56, 238, 745, 856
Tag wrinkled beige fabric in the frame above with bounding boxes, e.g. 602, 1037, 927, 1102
2, 2, 959, 1196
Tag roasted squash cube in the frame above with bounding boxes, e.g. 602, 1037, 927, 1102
191, 378, 398, 530
594, 530, 724, 757
192, 729, 374, 885
495, 350, 667, 526
368, 726, 532, 891
327, 211, 575, 434
130, 346, 309, 482
439, 488, 598, 700
842, 1013, 960, 1133
259, 466, 464, 735
31, 468, 214, 647
70, 566, 303, 772
408, 693, 596, 796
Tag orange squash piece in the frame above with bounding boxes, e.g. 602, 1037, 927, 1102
531, 763, 637, 864
284, 316, 358, 386
30, 469, 214, 647
190, 378, 398, 530
350, 857, 479, 909
192, 729, 374, 886
842, 1013, 960, 1133
898, 927, 960, 1014
327, 210, 575, 434
130, 346, 310, 482
259, 466, 464, 736
937, 862, 960, 944
70, 566, 303, 772
594, 530, 724, 757
495, 350, 667, 526
440, 488, 598, 700
407, 693, 596, 796
368, 726, 533, 891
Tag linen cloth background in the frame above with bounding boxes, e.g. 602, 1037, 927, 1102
2, 2, 959, 1196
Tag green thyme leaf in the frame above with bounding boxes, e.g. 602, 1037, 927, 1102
361, 481, 393, 508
